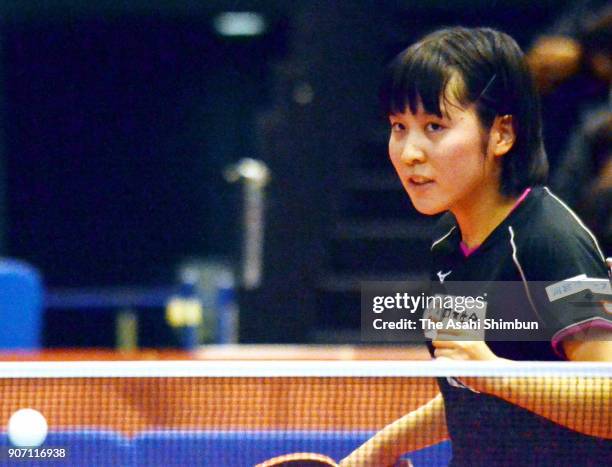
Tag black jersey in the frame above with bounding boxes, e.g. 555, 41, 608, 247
426, 186, 611, 465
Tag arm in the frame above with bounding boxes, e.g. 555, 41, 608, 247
563, 329, 612, 362
339, 392, 448, 467
462, 367, 611, 439
434, 332, 612, 439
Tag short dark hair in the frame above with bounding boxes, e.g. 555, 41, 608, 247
380, 27, 548, 196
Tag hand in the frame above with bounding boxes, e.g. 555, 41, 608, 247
432, 329, 499, 361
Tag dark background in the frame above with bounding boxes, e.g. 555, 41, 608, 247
0, 1, 578, 346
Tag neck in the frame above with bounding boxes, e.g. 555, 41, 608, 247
452, 183, 518, 249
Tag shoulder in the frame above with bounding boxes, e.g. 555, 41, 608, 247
509, 187, 607, 280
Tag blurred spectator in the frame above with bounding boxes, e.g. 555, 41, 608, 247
527, 0, 610, 174
547, 7, 611, 250
527, 35, 582, 95
562, 112, 611, 248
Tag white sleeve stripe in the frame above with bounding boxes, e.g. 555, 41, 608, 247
431, 226, 456, 251
508, 225, 545, 324
543, 187, 606, 263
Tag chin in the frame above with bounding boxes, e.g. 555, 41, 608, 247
414, 205, 446, 216
412, 203, 448, 216
410, 200, 447, 216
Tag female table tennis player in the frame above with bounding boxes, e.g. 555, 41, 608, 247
340, 26, 611, 466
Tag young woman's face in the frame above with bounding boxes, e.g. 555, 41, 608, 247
388, 100, 497, 216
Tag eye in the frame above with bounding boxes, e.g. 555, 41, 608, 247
390, 122, 405, 133
425, 122, 445, 133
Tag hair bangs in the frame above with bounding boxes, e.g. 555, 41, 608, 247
380, 42, 459, 118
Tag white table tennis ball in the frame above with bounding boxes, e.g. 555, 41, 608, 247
7, 408, 48, 447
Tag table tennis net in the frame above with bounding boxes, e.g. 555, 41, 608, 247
0, 361, 609, 466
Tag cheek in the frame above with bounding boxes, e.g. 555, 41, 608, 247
388, 140, 402, 168
435, 137, 484, 180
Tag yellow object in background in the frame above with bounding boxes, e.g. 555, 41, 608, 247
165, 297, 203, 328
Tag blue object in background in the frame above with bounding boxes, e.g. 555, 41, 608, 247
177, 273, 203, 351
133, 430, 452, 466
176, 260, 239, 345
215, 270, 238, 344
0, 259, 42, 349
0, 430, 452, 466
0, 431, 132, 467
403, 441, 452, 466
133, 430, 372, 467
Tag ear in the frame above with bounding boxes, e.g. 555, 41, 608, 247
490, 115, 515, 157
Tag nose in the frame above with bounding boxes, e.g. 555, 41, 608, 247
400, 142, 426, 165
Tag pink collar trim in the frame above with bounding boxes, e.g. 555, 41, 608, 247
460, 242, 479, 257
510, 187, 532, 214
460, 187, 532, 258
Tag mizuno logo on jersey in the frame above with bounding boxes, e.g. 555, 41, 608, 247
437, 270, 452, 283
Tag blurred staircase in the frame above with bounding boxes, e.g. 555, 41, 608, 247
249, 2, 439, 343
311, 131, 436, 343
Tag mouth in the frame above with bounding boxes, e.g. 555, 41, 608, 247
408, 175, 434, 186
